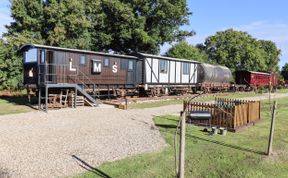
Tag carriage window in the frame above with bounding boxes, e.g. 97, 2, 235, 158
159, 60, 168, 73
182, 63, 190, 75
40, 50, 45, 63
24, 48, 37, 63
80, 55, 86, 65
128, 60, 133, 70
104, 58, 109, 67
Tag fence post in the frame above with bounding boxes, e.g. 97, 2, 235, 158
178, 112, 186, 178
267, 100, 277, 156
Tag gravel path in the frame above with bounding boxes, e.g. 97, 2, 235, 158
0, 92, 287, 178
0, 105, 182, 178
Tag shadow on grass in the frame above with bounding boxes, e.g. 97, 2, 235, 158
187, 134, 266, 155
0, 96, 28, 105
0, 96, 37, 110
72, 155, 112, 178
155, 124, 177, 129
156, 121, 266, 156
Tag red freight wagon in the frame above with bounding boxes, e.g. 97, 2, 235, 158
235, 71, 278, 87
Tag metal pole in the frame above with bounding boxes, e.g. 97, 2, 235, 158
178, 112, 186, 178
74, 87, 77, 108
267, 100, 277, 156
125, 96, 128, 110
45, 85, 48, 112
38, 87, 41, 110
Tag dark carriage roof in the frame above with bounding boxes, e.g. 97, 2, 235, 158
19, 43, 138, 59
136, 52, 200, 63
236, 70, 272, 75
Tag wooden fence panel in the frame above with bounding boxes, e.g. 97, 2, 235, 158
184, 98, 261, 132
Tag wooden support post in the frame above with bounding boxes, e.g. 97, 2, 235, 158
267, 100, 277, 156
125, 96, 128, 110
93, 84, 96, 93
38, 87, 41, 110
178, 112, 186, 178
74, 87, 77, 108
45, 86, 48, 112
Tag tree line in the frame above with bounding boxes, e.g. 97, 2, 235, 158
166, 29, 283, 74
0, 0, 287, 90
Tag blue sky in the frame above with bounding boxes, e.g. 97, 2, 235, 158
0, 0, 287, 67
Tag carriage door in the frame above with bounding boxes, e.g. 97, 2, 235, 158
127, 60, 135, 84
24, 48, 38, 85
46, 51, 56, 83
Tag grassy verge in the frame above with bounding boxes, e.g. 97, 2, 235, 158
76, 97, 288, 178
0, 96, 32, 115
276, 88, 288, 93
128, 92, 263, 109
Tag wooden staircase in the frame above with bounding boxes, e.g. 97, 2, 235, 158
70, 95, 85, 107
70, 95, 98, 107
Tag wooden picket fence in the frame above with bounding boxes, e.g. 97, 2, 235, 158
183, 98, 261, 132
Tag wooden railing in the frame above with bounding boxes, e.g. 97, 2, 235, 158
184, 98, 261, 132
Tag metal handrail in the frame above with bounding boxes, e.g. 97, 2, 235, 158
38, 63, 98, 96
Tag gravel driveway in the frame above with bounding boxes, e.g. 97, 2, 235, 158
0, 92, 287, 178
0, 104, 182, 178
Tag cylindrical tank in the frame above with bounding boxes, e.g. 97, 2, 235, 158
197, 63, 233, 84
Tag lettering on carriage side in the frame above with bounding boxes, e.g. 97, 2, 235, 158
93, 60, 102, 73
112, 62, 118, 73
69, 58, 77, 71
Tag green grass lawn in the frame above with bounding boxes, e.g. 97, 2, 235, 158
128, 92, 264, 109
0, 97, 32, 115
76, 97, 288, 178
276, 88, 288, 93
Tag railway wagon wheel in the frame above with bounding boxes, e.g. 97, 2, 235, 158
203, 87, 209, 94
239, 87, 244, 92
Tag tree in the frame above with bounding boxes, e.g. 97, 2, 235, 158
258, 40, 281, 72
44, 0, 91, 49
281, 63, 288, 80
86, 0, 194, 53
5, 0, 45, 46
165, 41, 208, 62
6, 0, 193, 53
201, 29, 280, 73
0, 39, 22, 90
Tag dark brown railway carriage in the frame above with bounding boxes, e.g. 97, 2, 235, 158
20, 43, 144, 111
20, 44, 142, 90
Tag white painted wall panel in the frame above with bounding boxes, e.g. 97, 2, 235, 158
176, 62, 181, 83
152, 58, 159, 83
193, 64, 198, 83
159, 68, 169, 83
189, 63, 196, 83
169, 61, 175, 83
182, 70, 189, 83
145, 58, 152, 83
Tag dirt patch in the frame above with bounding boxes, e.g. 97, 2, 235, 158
263, 150, 288, 163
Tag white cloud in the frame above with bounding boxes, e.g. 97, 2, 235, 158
236, 21, 288, 44
234, 21, 288, 67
